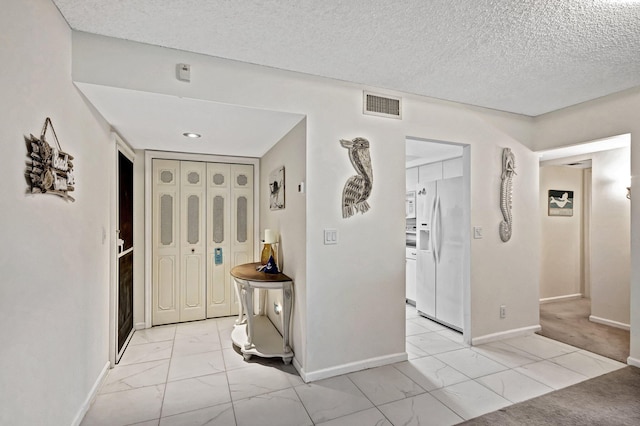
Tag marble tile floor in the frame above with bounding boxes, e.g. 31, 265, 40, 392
81, 305, 626, 425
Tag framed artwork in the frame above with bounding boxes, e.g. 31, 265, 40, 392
269, 166, 285, 210
548, 190, 573, 216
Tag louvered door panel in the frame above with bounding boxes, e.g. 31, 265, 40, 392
230, 164, 254, 315
180, 161, 206, 321
152, 159, 180, 325
153, 159, 254, 323
206, 163, 232, 317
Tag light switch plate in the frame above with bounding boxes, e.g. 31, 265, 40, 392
324, 229, 338, 245
473, 226, 483, 239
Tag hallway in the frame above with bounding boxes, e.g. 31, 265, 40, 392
537, 298, 630, 363
81, 305, 625, 425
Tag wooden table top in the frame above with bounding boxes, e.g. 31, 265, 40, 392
230, 262, 292, 283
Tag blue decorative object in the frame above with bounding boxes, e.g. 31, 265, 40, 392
263, 255, 280, 274
214, 247, 223, 265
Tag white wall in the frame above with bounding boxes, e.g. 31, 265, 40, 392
534, 88, 640, 364
70, 32, 541, 379
0, 1, 113, 424
133, 149, 146, 328
466, 142, 541, 340
259, 119, 307, 368
590, 147, 631, 326
539, 166, 584, 299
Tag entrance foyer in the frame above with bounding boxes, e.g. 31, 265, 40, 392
151, 159, 254, 325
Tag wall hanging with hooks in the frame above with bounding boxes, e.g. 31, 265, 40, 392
25, 117, 76, 202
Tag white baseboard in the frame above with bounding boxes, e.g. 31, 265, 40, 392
589, 315, 630, 331
296, 352, 408, 383
71, 360, 110, 426
135, 322, 147, 330
471, 325, 542, 346
539, 294, 582, 304
627, 356, 640, 368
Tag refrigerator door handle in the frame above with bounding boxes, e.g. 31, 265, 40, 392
433, 195, 441, 264
428, 192, 436, 257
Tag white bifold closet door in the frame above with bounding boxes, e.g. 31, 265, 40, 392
180, 161, 206, 322
206, 163, 254, 317
152, 159, 253, 325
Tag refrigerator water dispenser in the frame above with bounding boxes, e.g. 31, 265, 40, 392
418, 229, 431, 251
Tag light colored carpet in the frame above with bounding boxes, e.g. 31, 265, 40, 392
536, 298, 629, 363
461, 366, 640, 425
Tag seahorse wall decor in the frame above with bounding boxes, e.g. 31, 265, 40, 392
499, 147, 516, 242
340, 137, 373, 219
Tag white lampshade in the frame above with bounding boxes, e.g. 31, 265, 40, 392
264, 229, 277, 244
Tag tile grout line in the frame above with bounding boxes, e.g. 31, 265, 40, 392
468, 336, 611, 397
402, 310, 552, 421
290, 383, 317, 425
339, 374, 391, 426
90, 307, 622, 425
361, 371, 439, 426
157, 324, 177, 422
218, 317, 240, 426
157, 318, 239, 423
95, 327, 176, 425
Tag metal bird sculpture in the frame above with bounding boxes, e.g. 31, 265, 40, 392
340, 137, 373, 218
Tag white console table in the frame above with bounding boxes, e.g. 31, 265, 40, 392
230, 262, 293, 364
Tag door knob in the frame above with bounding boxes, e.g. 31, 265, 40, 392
191, 248, 195, 253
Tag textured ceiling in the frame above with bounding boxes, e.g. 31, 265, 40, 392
53, 0, 640, 116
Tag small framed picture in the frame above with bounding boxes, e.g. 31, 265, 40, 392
269, 166, 285, 210
548, 190, 573, 216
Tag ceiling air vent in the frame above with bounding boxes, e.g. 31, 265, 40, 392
363, 91, 402, 119
564, 159, 592, 169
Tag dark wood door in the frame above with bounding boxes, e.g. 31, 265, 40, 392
117, 151, 134, 358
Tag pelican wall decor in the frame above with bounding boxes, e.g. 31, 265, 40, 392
340, 137, 373, 219
499, 147, 516, 242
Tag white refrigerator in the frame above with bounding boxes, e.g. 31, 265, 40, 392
415, 177, 464, 331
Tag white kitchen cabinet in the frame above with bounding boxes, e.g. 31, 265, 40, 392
406, 248, 417, 304
443, 157, 463, 179
418, 162, 442, 183
406, 167, 419, 190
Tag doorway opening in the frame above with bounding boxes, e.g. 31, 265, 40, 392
150, 159, 254, 325
143, 151, 260, 328
109, 135, 137, 366
116, 150, 135, 361
404, 137, 470, 344
536, 134, 631, 363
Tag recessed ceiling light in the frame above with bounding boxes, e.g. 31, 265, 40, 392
183, 132, 201, 138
